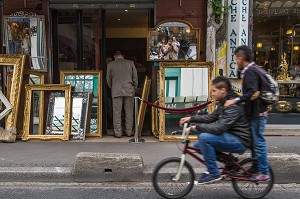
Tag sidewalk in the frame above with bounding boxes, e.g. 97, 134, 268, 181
0, 136, 300, 184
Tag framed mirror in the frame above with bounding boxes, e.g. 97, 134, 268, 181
0, 54, 25, 140
70, 92, 90, 140
22, 84, 71, 141
60, 71, 102, 137
158, 61, 214, 141
4, 12, 47, 71
138, 76, 151, 137
45, 91, 90, 140
147, 20, 200, 61
7, 70, 45, 138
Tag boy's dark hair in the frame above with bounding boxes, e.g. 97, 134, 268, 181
212, 76, 232, 92
234, 45, 253, 62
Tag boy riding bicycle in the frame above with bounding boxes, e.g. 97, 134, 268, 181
180, 76, 251, 185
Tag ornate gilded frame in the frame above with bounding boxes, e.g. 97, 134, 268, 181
158, 61, 214, 141
0, 54, 25, 135
22, 84, 71, 141
7, 70, 45, 138
147, 20, 201, 61
138, 76, 151, 137
45, 91, 90, 140
60, 71, 102, 137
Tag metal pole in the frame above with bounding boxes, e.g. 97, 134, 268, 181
134, 97, 139, 142
129, 97, 145, 143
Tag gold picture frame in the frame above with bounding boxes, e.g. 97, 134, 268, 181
147, 20, 201, 61
158, 61, 214, 141
0, 54, 25, 137
60, 71, 102, 137
7, 70, 46, 138
138, 76, 151, 137
22, 84, 71, 141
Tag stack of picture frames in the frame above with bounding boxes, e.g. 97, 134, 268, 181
21, 71, 102, 141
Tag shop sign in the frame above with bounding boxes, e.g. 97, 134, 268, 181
255, 8, 300, 16
227, 0, 249, 78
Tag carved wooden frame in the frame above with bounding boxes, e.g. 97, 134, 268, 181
147, 20, 201, 61
7, 70, 46, 138
138, 76, 151, 137
158, 61, 214, 141
22, 84, 71, 141
60, 71, 102, 137
0, 54, 25, 135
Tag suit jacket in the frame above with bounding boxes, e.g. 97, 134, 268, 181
107, 58, 138, 98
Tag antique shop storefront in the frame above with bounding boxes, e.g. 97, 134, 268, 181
0, 0, 208, 142
253, 0, 300, 124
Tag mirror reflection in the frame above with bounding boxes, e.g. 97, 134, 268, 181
70, 92, 90, 140
31, 90, 42, 135
149, 22, 198, 61
164, 67, 209, 135
46, 93, 65, 135
4, 15, 47, 71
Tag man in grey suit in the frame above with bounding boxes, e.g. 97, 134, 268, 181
107, 51, 138, 138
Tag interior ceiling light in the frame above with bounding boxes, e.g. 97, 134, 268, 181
257, 42, 263, 48
117, 18, 121, 21
294, 46, 299, 51
125, 10, 128, 12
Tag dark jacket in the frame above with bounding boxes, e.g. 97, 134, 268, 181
239, 64, 267, 119
190, 90, 251, 148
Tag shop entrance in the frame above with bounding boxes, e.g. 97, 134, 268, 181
51, 6, 153, 136
105, 10, 149, 133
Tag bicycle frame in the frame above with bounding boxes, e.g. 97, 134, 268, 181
173, 139, 253, 182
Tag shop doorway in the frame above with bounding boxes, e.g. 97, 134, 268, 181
105, 10, 149, 132
52, 8, 152, 136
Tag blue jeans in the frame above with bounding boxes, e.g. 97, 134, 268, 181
251, 116, 269, 174
194, 132, 246, 175
8, 40, 16, 54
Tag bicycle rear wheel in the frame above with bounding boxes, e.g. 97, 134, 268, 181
231, 158, 274, 199
152, 157, 195, 199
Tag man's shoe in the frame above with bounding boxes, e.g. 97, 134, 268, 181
250, 172, 270, 182
196, 172, 222, 185
113, 134, 122, 138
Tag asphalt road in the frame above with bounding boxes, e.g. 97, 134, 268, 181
0, 182, 299, 199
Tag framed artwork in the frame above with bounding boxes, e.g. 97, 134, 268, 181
157, 61, 214, 141
147, 20, 200, 61
0, 54, 26, 139
22, 84, 71, 141
4, 11, 47, 71
60, 71, 102, 137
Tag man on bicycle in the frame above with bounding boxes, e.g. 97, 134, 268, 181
180, 76, 251, 185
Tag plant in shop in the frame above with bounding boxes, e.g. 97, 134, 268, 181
209, 0, 230, 23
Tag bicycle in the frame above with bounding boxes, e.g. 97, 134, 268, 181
152, 124, 274, 199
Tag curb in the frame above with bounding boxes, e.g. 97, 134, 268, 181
0, 167, 72, 182
0, 153, 299, 184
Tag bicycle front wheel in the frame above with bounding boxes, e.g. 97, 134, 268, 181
152, 157, 195, 199
231, 158, 274, 199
